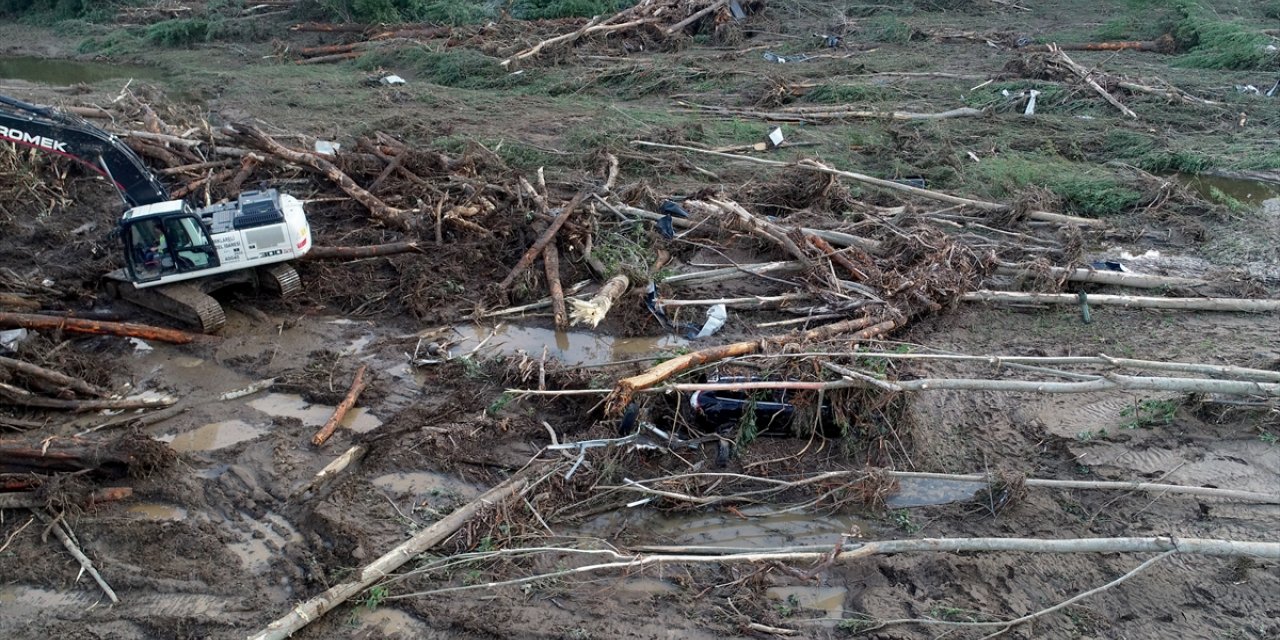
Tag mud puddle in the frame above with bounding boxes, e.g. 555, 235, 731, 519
442, 324, 685, 367
372, 471, 481, 501
0, 55, 163, 85
1172, 172, 1280, 207
766, 586, 847, 620
249, 393, 382, 433
160, 419, 267, 453
887, 476, 983, 508
125, 503, 189, 521
226, 511, 304, 573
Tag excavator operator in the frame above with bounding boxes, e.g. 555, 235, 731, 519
142, 221, 168, 269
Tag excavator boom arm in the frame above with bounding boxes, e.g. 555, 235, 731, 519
0, 94, 170, 207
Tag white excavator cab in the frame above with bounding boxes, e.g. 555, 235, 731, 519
123, 205, 221, 283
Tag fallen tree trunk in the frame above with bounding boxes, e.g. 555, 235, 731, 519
569, 274, 630, 329
0, 486, 134, 510
230, 123, 410, 230
993, 264, 1207, 289
0, 383, 176, 412
312, 365, 369, 447
963, 290, 1280, 312
0, 356, 107, 398
0, 437, 169, 477
0, 312, 207, 344
544, 244, 569, 331
249, 472, 531, 640
303, 242, 422, 260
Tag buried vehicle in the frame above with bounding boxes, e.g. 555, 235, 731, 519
0, 94, 312, 332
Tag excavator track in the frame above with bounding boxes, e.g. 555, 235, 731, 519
258, 263, 301, 298
105, 273, 226, 333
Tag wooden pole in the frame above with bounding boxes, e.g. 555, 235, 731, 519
311, 365, 369, 447
303, 242, 422, 261
248, 473, 530, 640
0, 312, 208, 344
0, 383, 175, 412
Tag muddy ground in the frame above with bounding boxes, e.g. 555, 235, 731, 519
2, 1, 1279, 639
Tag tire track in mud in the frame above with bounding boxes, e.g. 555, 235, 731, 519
1, 586, 253, 626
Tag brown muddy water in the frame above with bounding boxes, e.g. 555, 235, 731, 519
1173, 172, 1280, 207
442, 324, 686, 366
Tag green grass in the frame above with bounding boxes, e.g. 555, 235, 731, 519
803, 83, 891, 104
357, 48, 513, 89
964, 153, 1143, 217
863, 16, 914, 44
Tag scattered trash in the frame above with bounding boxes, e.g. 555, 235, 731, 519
892, 177, 928, 189
762, 52, 811, 64
816, 33, 842, 48
656, 214, 676, 239
379, 74, 406, 85
767, 127, 785, 148
313, 140, 340, 156
128, 337, 153, 353
693, 304, 727, 339
1024, 89, 1041, 116
728, 0, 746, 19
1015, 36, 1033, 48
1267, 79, 1279, 98
1091, 260, 1127, 272
0, 328, 28, 352
689, 375, 837, 436
659, 200, 690, 218
1235, 84, 1260, 95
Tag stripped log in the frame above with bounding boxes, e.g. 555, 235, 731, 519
0, 487, 134, 510
303, 242, 422, 261
993, 264, 1207, 289
963, 290, 1280, 312
544, 244, 569, 331
498, 191, 588, 291
312, 365, 369, 447
290, 444, 367, 501
0, 356, 107, 398
290, 22, 370, 33
1021, 37, 1175, 53
0, 293, 41, 311
249, 473, 531, 640
0, 437, 170, 477
0, 312, 207, 345
1050, 44, 1138, 119
297, 52, 363, 65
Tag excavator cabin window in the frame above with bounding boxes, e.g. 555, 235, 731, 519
126, 216, 218, 282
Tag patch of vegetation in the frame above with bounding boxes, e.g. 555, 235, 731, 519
0, 0, 138, 22
863, 16, 914, 44
1121, 399, 1177, 429
965, 153, 1143, 217
357, 47, 511, 89
1100, 130, 1210, 173
512, 0, 633, 20
803, 83, 890, 104
145, 19, 210, 47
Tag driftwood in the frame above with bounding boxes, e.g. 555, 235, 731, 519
303, 242, 422, 261
610, 316, 899, 410
0, 383, 176, 412
312, 365, 369, 447
1049, 44, 1138, 119
993, 264, 1206, 289
964, 290, 1280, 312
498, 190, 588, 291
230, 123, 409, 230
544, 244, 569, 331
631, 141, 1104, 228
250, 473, 531, 640
1021, 37, 1175, 54
685, 102, 987, 123
0, 437, 166, 477
30, 508, 119, 603
0, 356, 107, 398
290, 444, 367, 501
0, 312, 207, 344
0, 293, 40, 311
0, 486, 134, 510
884, 470, 1280, 504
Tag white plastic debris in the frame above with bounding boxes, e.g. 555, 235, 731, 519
0, 328, 28, 352
1235, 84, 1260, 95
380, 74, 406, 85
767, 127, 785, 147
128, 337, 154, 353
314, 140, 340, 156
694, 304, 727, 339
41, 278, 54, 287
1024, 89, 1040, 116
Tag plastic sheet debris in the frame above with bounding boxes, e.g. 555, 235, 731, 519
1024, 89, 1040, 115
689, 375, 838, 437
767, 127, 785, 148
1236, 84, 1260, 95
729, 0, 746, 19
1091, 260, 1127, 272
694, 304, 727, 339
658, 200, 689, 218
892, 177, 927, 189
656, 214, 676, 239
0, 328, 28, 352
380, 74, 406, 85
763, 52, 812, 64
313, 140, 340, 156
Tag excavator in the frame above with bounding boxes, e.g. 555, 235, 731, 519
0, 94, 312, 332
